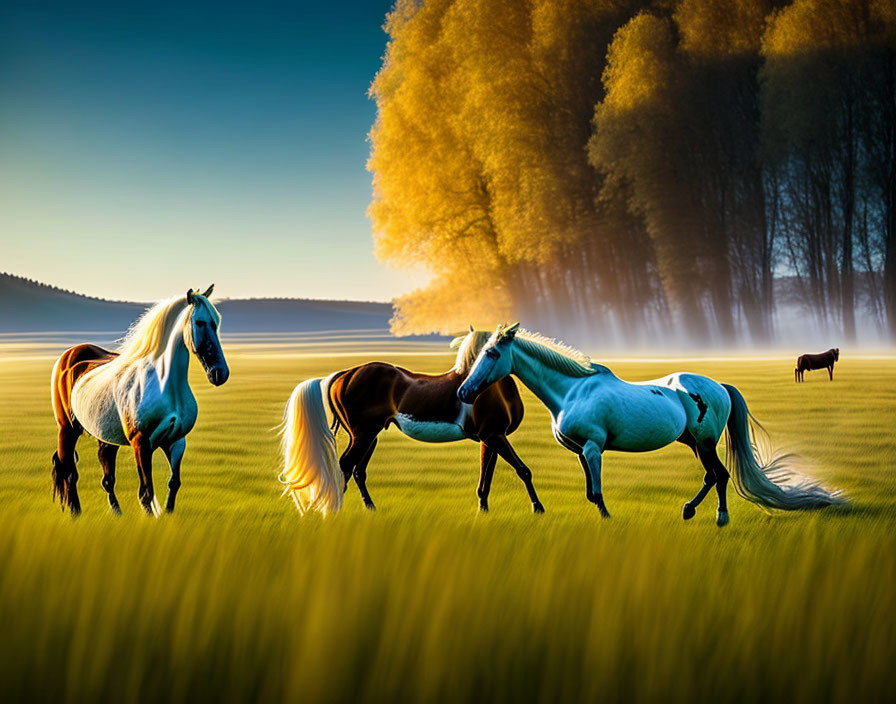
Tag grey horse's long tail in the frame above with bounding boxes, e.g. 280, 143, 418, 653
722, 384, 847, 510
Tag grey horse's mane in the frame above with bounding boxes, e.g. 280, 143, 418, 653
512, 329, 597, 378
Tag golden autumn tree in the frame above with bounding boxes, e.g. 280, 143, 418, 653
369, 0, 654, 338
368, 0, 513, 334
368, 0, 894, 343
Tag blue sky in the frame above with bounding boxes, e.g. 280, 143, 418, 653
0, 0, 428, 302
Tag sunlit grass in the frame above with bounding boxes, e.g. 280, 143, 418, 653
1, 345, 894, 702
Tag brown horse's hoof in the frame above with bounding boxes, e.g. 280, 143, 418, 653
533, 502, 545, 514
682, 502, 696, 520
716, 510, 730, 527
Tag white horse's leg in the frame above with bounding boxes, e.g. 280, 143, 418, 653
163, 438, 186, 514
131, 435, 160, 516
695, 444, 730, 526
580, 440, 610, 518
683, 472, 716, 520
97, 441, 121, 514
678, 432, 716, 520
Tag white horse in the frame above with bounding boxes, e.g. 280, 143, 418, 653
50, 285, 229, 515
458, 323, 845, 526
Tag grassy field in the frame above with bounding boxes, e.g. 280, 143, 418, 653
1, 341, 894, 702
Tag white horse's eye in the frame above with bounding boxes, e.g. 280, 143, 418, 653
486, 348, 499, 359
196, 319, 206, 328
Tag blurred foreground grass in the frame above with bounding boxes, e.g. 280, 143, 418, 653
1, 343, 894, 702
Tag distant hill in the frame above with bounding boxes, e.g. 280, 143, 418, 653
0, 273, 394, 335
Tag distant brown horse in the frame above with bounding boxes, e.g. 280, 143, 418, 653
795, 348, 839, 382
278, 329, 543, 515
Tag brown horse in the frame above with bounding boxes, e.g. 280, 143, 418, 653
279, 329, 544, 515
795, 348, 839, 382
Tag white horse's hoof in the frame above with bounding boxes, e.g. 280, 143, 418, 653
716, 510, 730, 527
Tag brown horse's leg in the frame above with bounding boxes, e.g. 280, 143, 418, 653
97, 441, 121, 514
352, 436, 378, 511
53, 423, 83, 515
484, 435, 544, 514
340, 433, 378, 510
828, 365, 834, 381
477, 444, 498, 512
131, 434, 157, 515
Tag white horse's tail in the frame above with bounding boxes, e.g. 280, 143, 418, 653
722, 384, 847, 510
279, 377, 343, 515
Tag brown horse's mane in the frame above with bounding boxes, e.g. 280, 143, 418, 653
451, 331, 492, 374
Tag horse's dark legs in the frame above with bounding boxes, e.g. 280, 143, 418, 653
353, 438, 378, 511
340, 434, 378, 510
696, 444, 729, 527
676, 431, 716, 520
579, 441, 610, 518
163, 438, 185, 514
97, 441, 121, 514
682, 471, 716, 520
483, 435, 544, 513
131, 435, 158, 515
828, 365, 834, 380
476, 444, 498, 512
53, 423, 83, 515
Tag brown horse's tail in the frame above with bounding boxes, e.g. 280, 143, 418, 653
326, 371, 349, 436
50, 353, 80, 512
278, 377, 344, 516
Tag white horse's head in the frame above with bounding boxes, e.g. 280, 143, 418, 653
457, 322, 519, 403
185, 284, 229, 386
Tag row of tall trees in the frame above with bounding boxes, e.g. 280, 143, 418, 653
368, 0, 896, 344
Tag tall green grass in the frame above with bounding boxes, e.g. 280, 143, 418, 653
1, 345, 894, 702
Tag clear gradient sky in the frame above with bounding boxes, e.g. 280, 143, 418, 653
0, 0, 429, 302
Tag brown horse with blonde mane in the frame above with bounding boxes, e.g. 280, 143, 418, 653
278, 328, 543, 515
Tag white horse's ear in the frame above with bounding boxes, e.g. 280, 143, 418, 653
469, 324, 475, 332
202, 283, 215, 298
186, 289, 195, 305
505, 322, 520, 337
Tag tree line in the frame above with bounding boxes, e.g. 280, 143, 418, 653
367, 0, 895, 344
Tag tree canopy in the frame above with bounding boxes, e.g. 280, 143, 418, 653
368, 0, 896, 344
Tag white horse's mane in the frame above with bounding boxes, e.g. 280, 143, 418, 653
450, 330, 491, 373
116, 296, 189, 363
512, 329, 597, 378
116, 294, 217, 363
